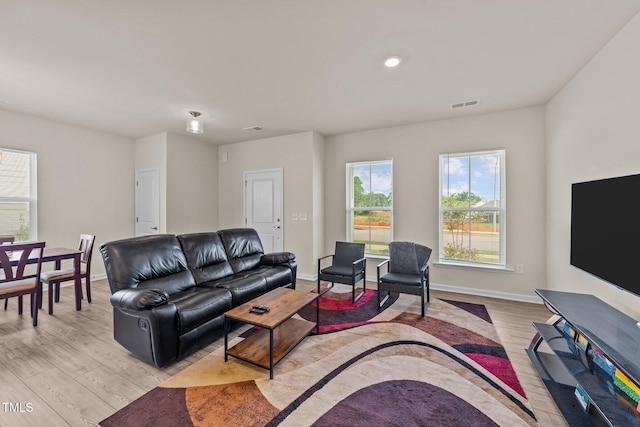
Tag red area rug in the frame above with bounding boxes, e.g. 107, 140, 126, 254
100, 289, 536, 426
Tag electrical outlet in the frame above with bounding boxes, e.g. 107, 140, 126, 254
298, 213, 307, 221
291, 212, 298, 220
516, 264, 524, 274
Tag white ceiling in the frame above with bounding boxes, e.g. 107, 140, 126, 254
1, 1, 639, 145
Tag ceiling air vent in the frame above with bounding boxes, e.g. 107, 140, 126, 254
451, 99, 479, 109
243, 126, 263, 131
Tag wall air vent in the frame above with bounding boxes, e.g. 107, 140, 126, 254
243, 126, 263, 131
451, 99, 479, 109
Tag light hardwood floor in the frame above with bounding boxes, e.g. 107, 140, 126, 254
0, 279, 565, 427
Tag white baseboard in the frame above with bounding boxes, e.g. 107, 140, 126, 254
297, 273, 317, 282
56, 273, 107, 290
430, 282, 541, 304
92, 273, 107, 281
299, 273, 540, 304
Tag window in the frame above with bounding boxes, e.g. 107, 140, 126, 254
0, 148, 37, 241
346, 160, 392, 256
439, 150, 505, 267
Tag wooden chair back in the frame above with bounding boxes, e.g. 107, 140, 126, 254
0, 241, 45, 285
79, 234, 95, 263
0, 236, 15, 245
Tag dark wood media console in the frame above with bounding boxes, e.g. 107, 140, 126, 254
527, 289, 640, 427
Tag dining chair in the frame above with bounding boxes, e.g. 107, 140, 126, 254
0, 241, 46, 326
40, 234, 95, 314
1, 236, 15, 310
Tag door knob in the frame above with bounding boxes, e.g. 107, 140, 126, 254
151, 226, 158, 230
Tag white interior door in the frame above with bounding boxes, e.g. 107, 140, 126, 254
244, 168, 283, 253
135, 168, 160, 236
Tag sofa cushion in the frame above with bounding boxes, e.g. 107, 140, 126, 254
100, 234, 196, 294
210, 274, 267, 306
252, 265, 293, 291
171, 287, 232, 334
218, 228, 264, 273
177, 232, 234, 284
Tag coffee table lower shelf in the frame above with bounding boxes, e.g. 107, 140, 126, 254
226, 317, 316, 378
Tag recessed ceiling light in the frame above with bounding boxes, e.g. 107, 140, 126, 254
384, 56, 401, 68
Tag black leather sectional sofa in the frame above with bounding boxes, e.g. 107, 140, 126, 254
100, 228, 297, 368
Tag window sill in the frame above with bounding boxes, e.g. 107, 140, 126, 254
365, 254, 389, 262
433, 261, 513, 273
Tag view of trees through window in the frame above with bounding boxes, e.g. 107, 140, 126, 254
440, 150, 505, 266
0, 148, 36, 241
347, 161, 392, 256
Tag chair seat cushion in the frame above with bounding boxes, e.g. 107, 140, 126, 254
252, 265, 293, 291
380, 272, 423, 286
210, 274, 267, 306
320, 265, 356, 277
0, 278, 38, 295
41, 268, 86, 283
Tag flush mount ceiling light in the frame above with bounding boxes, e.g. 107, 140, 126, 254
384, 56, 402, 68
186, 111, 203, 134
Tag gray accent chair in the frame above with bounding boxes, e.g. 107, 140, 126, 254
317, 241, 366, 302
377, 241, 432, 316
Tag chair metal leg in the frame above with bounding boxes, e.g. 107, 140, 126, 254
378, 289, 390, 308
352, 279, 365, 303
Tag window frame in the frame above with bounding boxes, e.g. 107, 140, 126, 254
438, 149, 506, 268
0, 147, 38, 241
346, 160, 393, 258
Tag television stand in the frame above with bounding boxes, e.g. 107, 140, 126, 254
527, 289, 640, 427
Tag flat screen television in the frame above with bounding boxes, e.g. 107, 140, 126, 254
571, 173, 640, 298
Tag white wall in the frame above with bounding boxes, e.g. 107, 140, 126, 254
135, 132, 218, 235
546, 13, 640, 318
218, 131, 324, 277
166, 132, 218, 233
0, 109, 135, 276
325, 107, 546, 301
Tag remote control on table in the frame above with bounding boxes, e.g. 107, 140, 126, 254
252, 304, 270, 312
250, 307, 267, 314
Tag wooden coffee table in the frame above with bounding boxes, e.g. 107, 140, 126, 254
224, 287, 318, 379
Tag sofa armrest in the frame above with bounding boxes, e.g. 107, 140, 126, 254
110, 288, 170, 310
261, 251, 296, 265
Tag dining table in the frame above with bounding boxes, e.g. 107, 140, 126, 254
5, 246, 84, 311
